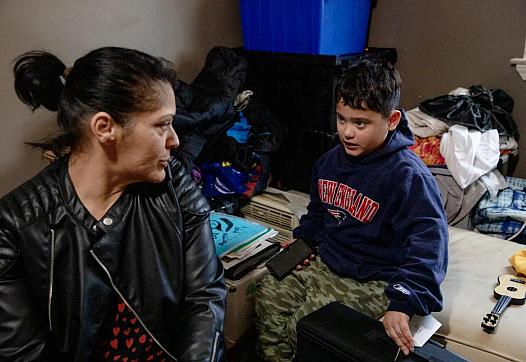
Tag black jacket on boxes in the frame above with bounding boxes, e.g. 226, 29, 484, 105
174, 47, 248, 171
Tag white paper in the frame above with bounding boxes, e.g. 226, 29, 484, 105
409, 314, 442, 347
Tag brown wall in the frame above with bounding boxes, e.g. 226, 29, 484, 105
2, 0, 525, 196
0, 0, 243, 196
369, 0, 526, 177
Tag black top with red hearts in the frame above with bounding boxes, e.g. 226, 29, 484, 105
91, 297, 175, 362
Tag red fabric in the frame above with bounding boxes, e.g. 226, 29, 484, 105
409, 136, 446, 166
91, 299, 175, 362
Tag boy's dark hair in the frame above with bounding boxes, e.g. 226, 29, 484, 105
13, 47, 177, 156
335, 59, 401, 117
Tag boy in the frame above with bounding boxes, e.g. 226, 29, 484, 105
255, 59, 448, 361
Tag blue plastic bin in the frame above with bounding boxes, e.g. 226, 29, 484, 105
240, 0, 372, 55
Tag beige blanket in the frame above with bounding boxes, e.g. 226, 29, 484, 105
435, 227, 526, 361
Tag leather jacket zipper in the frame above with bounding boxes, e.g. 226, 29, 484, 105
90, 249, 178, 361
211, 330, 220, 362
48, 229, 56, 331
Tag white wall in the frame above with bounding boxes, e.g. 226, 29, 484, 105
0, 0, 243, 196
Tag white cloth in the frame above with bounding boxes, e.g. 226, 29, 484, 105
440, 125, 500, 189
448, 87, 470, 96
406, 107, 449, 138
499, 135, 518, 150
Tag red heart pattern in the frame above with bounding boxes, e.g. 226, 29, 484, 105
126, 338, 134, 349
117, 303, 125, 313
110, 339, 118, 349
90, 297, 173, 361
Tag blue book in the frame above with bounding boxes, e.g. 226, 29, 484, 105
210, 212, 273, 257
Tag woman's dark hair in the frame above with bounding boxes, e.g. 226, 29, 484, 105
13, 47, 177, 156
335, 58, 401, 118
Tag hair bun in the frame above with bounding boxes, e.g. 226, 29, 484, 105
13, 51, 66, 111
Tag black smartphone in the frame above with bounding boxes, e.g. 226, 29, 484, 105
265, 238, 316, 281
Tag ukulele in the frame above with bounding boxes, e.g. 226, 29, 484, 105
481, 274, 526, 333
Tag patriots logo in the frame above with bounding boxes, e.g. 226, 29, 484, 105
328, 208, 347, 224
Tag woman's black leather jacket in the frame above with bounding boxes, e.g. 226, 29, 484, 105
0, 157, 226, 361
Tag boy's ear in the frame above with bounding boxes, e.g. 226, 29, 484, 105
387, 110, 401, 131
90, 112, 117, 144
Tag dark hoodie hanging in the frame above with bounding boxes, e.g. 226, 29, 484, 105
172, 47, 249, 171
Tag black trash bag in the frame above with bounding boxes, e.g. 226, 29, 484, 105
419, 85, 519, 141
469, 85, 518, 140
490, 88, 514, 114
470, 85, 514, 113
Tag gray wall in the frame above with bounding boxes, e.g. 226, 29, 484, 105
0, 0, 242, 196
369, 0, 526, 177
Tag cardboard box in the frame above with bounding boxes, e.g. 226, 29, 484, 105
224, 265, 269, 344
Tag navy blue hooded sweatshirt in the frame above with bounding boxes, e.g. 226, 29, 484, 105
293, 112, 448, 317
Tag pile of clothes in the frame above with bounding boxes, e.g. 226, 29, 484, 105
172, 47, 284, 202
407, 86, 522, 239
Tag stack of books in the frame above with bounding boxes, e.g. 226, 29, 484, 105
210, 212, 279, 280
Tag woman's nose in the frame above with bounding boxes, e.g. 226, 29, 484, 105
167, 125, 179, 149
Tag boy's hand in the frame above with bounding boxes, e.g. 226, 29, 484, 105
383, 311, 414, 356
280, 239, 316, 271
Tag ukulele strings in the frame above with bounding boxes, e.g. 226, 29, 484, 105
491, 296, 511, 314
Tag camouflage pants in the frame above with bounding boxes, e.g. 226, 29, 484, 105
255, 258, 389, 362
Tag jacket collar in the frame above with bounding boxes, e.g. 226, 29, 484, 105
56, 156, 132, 235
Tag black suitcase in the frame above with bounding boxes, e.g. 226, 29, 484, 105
296, 302, 469, 362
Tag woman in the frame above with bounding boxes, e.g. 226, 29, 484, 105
0, 47, 226, 361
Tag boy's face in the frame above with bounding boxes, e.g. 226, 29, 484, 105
336, 100, 400, 157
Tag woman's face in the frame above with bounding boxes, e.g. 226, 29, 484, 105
115, 83, 178, 184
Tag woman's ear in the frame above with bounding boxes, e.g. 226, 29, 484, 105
387, 110, 401, 131
90, 112, 116, 144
